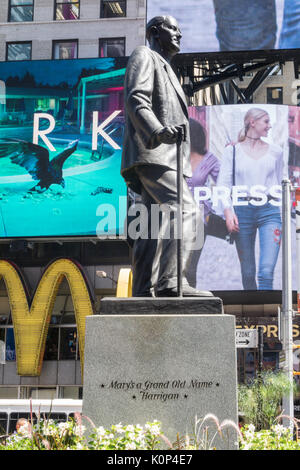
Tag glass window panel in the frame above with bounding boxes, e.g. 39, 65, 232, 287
10, 5, 33, 21
99, 38, 125, 57
0, 387, 18, 399
266, 87, 283, 105
0, 413, 8, 435
5, 328, 15, 361
7, 42, 31, 61
55, 2, 79, 20
101, 1, 126, 18
44, 328, 59, 360
59, 327, 77, 359
11, 0, 33, 5
53, 41, 78, 59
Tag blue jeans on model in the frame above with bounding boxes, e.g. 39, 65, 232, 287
234, 203, 282, 290
213, 0, 277, 51
279, 0, 300, 49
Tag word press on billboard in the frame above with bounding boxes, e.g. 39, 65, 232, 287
186, 104, 298, 292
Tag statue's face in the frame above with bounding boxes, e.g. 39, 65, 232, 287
157, 16, 182, 54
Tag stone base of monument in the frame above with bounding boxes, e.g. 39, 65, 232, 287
82, 298, 238, 450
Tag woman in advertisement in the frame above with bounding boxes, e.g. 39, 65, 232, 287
186, 118, 220, 287
217, 108, 283, 290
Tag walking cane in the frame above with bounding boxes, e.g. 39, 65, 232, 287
176, 124, 187, 298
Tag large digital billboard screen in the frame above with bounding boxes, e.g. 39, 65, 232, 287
186, 103, 298, 291
0, 58, 127, 239
147, 0, 300, 53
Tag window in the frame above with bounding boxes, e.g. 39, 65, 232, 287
266, 87, 283, 105
52, 40, 78, 59
100, 0, 126, 18
59, 327, 78, 360
9, 0, 33, 22
55, 0, 79, 20
44, 327, 59, 360
6, 42, 32, 61
99, 38, 125, 57
0, 413, 8, 435
5, 328, 15, 361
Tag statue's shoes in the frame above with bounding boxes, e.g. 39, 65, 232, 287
156, 286, 213, 297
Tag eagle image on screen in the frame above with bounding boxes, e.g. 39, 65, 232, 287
0, 58, 127, 238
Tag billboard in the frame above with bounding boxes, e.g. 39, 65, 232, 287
0, 57, 127, 239
186, 103, 298, 292
147, 0, 300, 53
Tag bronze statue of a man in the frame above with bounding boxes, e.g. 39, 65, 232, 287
121, 15, 212, 297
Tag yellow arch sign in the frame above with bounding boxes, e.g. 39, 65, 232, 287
0, 258, 94, 377
116, 268, 132, 297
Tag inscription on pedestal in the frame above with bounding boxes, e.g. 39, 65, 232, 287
101, 379, 220, 402
83, 312, 238, 449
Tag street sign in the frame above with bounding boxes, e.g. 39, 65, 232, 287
236, 329, 258, 348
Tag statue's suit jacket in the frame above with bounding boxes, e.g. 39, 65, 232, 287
121, 46, 192, 194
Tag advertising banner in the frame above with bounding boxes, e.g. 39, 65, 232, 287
187, 104, 298, 291
0, 57, 127, 238
147, 0, 300, 53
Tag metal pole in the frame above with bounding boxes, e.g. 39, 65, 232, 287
281, 179, 294, 431
257, 326, 264, 430
296, 188, 300, 314
176, 125, 186, 298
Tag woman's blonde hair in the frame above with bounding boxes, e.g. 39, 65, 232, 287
238, 108, 268, 142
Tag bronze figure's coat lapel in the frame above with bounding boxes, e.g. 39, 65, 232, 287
156, 53, 188, 116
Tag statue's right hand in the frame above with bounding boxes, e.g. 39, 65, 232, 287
155, 126, 182, 145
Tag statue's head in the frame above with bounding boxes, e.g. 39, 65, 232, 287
146, 15, 182, 56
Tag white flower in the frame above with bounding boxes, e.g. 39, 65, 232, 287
273, 424, 286, 437
127, 432, 135, 441
125, 442, 136, 450
114, 423, 124, 433
58, 422, 69, 437
149, 424, 161, 436
76, 442, 84, 450
135, 434, 146, 446
125, 425, 135, 432
74, 425, 86, 437
96, 426, 106, 438
248, 424, 255, 433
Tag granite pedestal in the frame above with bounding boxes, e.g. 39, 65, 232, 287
82, 297, 238, 450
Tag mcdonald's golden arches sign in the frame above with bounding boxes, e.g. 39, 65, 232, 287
0, 258, 94, 377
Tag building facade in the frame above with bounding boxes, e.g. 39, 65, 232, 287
0, 0, 145, 61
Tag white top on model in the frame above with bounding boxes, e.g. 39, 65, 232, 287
216, 142, 284, 210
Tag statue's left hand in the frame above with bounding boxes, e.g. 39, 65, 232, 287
154, 126, 183, 145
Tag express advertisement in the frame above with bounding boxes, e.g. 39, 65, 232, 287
147, 0, 300, 53
0, 57, 127, 238
186, 104, 298, 291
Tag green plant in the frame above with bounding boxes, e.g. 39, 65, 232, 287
238, 370, 297, 430
87, 420, 164, 450
170, 414, 242, 450
240, 423, 300, 450
0, 416, 166, 451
